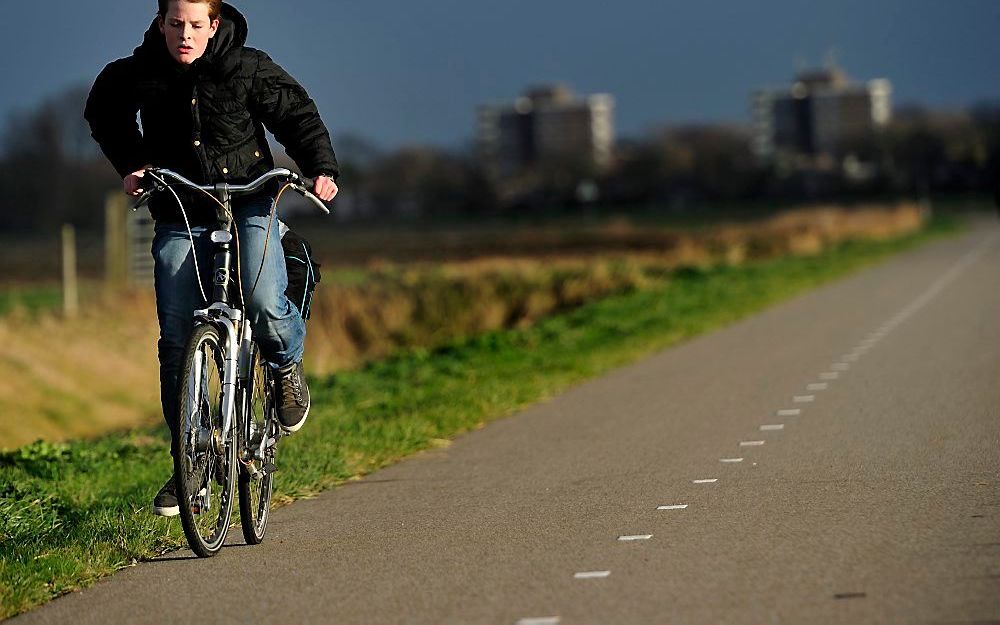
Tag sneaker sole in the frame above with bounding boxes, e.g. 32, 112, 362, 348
152, 486, 206, 517
279, 401, 310, 434
152, 504, 180, 517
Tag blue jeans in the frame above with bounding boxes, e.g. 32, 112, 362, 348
152, 196, 305, 431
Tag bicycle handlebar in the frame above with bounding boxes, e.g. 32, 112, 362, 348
133, 167, 331, 215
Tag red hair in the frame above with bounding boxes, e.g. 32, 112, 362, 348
158, 0, 222, 21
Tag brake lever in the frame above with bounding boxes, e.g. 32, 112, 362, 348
290, 183, 331, 214
131, 168, 168, 211
132, 190, 153, 211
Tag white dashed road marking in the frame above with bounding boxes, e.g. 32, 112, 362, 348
720, 457, 744, 463
618, 534, 653, 542
740, 440, 766, 447
793, 395, 815, 403
574, 571, 611, 579
776, 409, 801, 416
657, 504, 688, 510
760, 424, 785, 431
831, 363, 850, 371
820, 372, 840, 380
692, 478, 718, 484
517, 618, 560, 625
808, 383, 828, 391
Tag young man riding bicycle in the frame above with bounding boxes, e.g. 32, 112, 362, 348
85, 0, 337, 516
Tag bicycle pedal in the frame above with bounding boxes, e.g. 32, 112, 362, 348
190, 487, 209, 515
262, 462, 278, 476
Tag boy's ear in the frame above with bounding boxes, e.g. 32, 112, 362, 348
209, 18, 220, 38
157, 15, 165, 35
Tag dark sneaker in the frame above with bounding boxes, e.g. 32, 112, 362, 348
276, 361, 310, 433
152, 476, 180, 517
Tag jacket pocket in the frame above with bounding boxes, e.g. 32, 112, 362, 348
213, 135, 268, 181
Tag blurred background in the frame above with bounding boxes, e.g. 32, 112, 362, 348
3, 1, 999, 228
1, 0, 998, 446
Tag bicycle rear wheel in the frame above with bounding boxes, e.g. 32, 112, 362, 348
174, 323, 237, 557
238, 342, 276, 544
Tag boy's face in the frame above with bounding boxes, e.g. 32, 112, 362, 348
158, 1, 219, 65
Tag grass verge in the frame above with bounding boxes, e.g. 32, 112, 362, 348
0, 216, 960, 619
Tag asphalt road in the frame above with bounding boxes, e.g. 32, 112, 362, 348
15, 220, 1000, 624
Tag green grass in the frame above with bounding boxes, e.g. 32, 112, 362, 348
0, 217, 960, 619
0, 285, 63, 317
0, 281, 105, 318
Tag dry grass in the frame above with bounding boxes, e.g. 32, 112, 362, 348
0, 203, 926, 448
305, 203, 926, 372
0, 292, 161, 446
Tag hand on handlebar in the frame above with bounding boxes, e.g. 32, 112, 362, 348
313, 175, 338, 202
124, 167, 151, 196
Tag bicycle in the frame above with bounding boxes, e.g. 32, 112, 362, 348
135, 167, 329, 557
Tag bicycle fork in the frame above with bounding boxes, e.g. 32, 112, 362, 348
187, 308, 242, 450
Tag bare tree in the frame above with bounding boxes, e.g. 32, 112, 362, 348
0, 85, 117, 233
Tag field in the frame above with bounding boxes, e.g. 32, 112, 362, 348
0, 203, 927, 449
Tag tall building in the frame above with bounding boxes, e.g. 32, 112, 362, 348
751, 66, 892, 164
478, 84, 615, 178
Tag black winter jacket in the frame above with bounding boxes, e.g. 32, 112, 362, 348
84, 3, 338, 224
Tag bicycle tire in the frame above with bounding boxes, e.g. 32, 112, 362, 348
174, 323, 237, 557
238, 342, 275, 544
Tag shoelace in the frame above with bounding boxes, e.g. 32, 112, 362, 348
281, 370, 303, 407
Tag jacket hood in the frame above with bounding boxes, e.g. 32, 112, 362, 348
134, 2, 248, 72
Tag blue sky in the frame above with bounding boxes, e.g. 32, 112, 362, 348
2, 0, 998, 148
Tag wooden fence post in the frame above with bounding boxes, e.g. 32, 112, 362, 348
62, 224, 79, 318
105, 192, 128, 291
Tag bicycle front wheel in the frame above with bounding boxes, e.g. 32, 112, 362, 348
174, 323, 237, 557
238, 342, 275, 544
